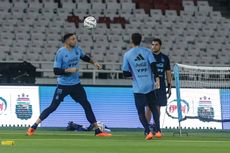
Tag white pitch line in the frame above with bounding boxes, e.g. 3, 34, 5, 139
1, 139, 230, 143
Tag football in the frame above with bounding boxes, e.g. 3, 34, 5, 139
83, 16, 97, 29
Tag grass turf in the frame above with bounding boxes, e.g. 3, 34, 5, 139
0, 128, 230, 153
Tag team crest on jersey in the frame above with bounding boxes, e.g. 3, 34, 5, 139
15, 93, 32, 120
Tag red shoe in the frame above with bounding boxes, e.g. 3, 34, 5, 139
145, 132, 153, 140
96, 132, 112, 137
155, 131, 162, 138
27, 127, 35, 136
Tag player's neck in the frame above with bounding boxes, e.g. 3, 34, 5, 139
64, 44, 73, 51
153, 50, 161, 55
131, 43, 140, 48
132, 44, 139, 48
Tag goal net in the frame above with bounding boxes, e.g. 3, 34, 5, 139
172, 63, 230, 131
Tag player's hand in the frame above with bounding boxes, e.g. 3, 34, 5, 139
65, 68, 79, 73
94, 62, 102, 70
166, 84, 172, 99
155, 77, 160, 89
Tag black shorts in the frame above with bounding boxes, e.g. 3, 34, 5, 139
155, 87, 167, 106
155, 81, 167, 106
134, 90, 157, 108
55, 83, 88, 103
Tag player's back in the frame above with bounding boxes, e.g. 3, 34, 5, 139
123, 47, 155, 93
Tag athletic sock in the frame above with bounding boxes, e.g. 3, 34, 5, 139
152, 124, 156, 133
31, 123, 38, 129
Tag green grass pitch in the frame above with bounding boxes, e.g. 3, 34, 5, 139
0, 128, 230, 153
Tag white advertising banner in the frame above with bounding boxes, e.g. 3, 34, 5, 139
160, 88, 222, 129
0, 86, 40, 127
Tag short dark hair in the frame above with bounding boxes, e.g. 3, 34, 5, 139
152, 38, 162, 46
62, 33, 75, 43
131, 33, 142, 46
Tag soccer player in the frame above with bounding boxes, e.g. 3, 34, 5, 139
145, 38, 172, 134
27, 33, 111, 137
122, 33, 160, 140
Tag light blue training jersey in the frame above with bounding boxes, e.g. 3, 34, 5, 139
54, 46, 85, 85
122, 47, 156, 94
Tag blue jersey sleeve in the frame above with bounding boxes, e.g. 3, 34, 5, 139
122, 53, 130, 71
54, 51, 62, 68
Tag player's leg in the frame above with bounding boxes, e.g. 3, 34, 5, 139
154, 87, 167, 138
134, 93, 153, 140
27, 85, 69, 136
70, 84, 111, 136
157, 84, 167, 117
145, 106, 152, 124
157, 105, 161, 117
146, 91, 161, 137
145, 106, 156, 134
70, 84, 97, 124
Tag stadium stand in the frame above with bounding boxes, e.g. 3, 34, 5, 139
0, 0, 229, 84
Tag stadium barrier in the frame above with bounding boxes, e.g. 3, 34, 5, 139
0, 85, 229, 130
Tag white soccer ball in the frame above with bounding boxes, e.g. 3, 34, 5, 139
96, 121, 105, 132
83, 16, 97, 29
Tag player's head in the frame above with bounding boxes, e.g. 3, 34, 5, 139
131, 33, 142, 47
62, 33, 77, 48
151, 38, 162, 53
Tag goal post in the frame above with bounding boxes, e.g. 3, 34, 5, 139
173, 63, 230, 135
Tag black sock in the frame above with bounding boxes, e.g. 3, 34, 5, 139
95, 128, 102, 135
31, 123, 38, 129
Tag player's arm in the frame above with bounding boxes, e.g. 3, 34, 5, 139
165, 56, 172, 98
166, 70, 172, 88
54, 67, 79, 75
79, 47, 101, 69
150, 62, 159, 78
148, 50, 160, 89
122, 54, 132, 78
151, 62, 160, 89
80, 55, 102, 70
123, 71, 132, 77
54, 68, 66, 75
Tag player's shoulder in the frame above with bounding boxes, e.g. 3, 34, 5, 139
56, 47, 65, 55
124, 48, 133, 55
160, 52, 170, 59
74, 45, 81, 49
125, 47, 151, 56
74, 45, 85, 52
139, 47, 150, 51
139, 47, 152, 53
